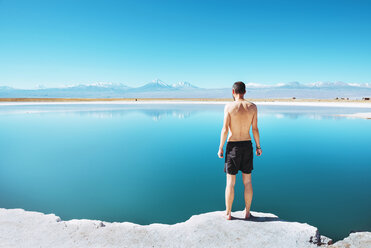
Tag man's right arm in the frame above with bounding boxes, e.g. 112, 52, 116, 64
251, 105, 262, 156
217, 104, 230, 158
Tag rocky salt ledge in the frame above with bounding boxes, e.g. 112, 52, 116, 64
0, 208, 370, 248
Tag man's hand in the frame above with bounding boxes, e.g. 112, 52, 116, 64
218, 148, 224, 158
256, 148, 262, 156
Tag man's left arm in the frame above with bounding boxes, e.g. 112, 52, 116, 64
251, 104, 262, 156
218, 105, 230, 158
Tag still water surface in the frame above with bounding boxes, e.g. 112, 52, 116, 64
0, 103, 370, 241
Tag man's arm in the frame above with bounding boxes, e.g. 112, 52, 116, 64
252, 105, 262, 156
218, 105, 230, 158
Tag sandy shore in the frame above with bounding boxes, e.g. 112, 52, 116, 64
0, 97, 369, 102
1, 99, 371, 108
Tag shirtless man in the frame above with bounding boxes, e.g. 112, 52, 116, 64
217, 81, 262, 220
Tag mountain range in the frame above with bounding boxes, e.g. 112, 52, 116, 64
0, 79, 370, 99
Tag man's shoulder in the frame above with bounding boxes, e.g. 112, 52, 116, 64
224, 101, 233, 108
224, 100, 256, 108
244, 100, 257, 109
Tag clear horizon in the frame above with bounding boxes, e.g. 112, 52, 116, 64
1, 0, 370, 88
2, 79, 371, 90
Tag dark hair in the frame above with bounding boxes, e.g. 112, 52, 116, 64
233, 81, 246, 94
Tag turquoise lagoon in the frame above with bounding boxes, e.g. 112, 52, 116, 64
0, 103, 370, 241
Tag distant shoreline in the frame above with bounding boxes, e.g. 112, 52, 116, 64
0, 97, 370, 103
1, 98, 371, 109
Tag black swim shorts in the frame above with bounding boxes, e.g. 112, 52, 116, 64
224, 140, 253, 175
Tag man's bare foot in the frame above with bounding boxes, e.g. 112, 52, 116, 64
245, 211, 251, 219
225, 212, 232, 220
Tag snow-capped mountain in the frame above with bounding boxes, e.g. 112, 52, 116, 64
134, 79, 198, 91
277, 81, 370, 89
277, 81, 305, 88
0, 80, 370, 99
243, 81, 370, 89
171, 82, 198, 89
136, 79, 173, 90
307, 81, 354, 88
63, 82, 131, 90
245, 83, 274, 88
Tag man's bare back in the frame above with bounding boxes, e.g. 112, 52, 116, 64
224, 99, 257, 142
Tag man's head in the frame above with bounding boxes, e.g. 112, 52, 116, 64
232, 81, 246, 99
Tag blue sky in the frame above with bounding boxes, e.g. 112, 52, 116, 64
0, 0, 370, 89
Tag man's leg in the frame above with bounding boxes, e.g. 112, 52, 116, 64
242, 172, 253, 219
225, 173, 236, 220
